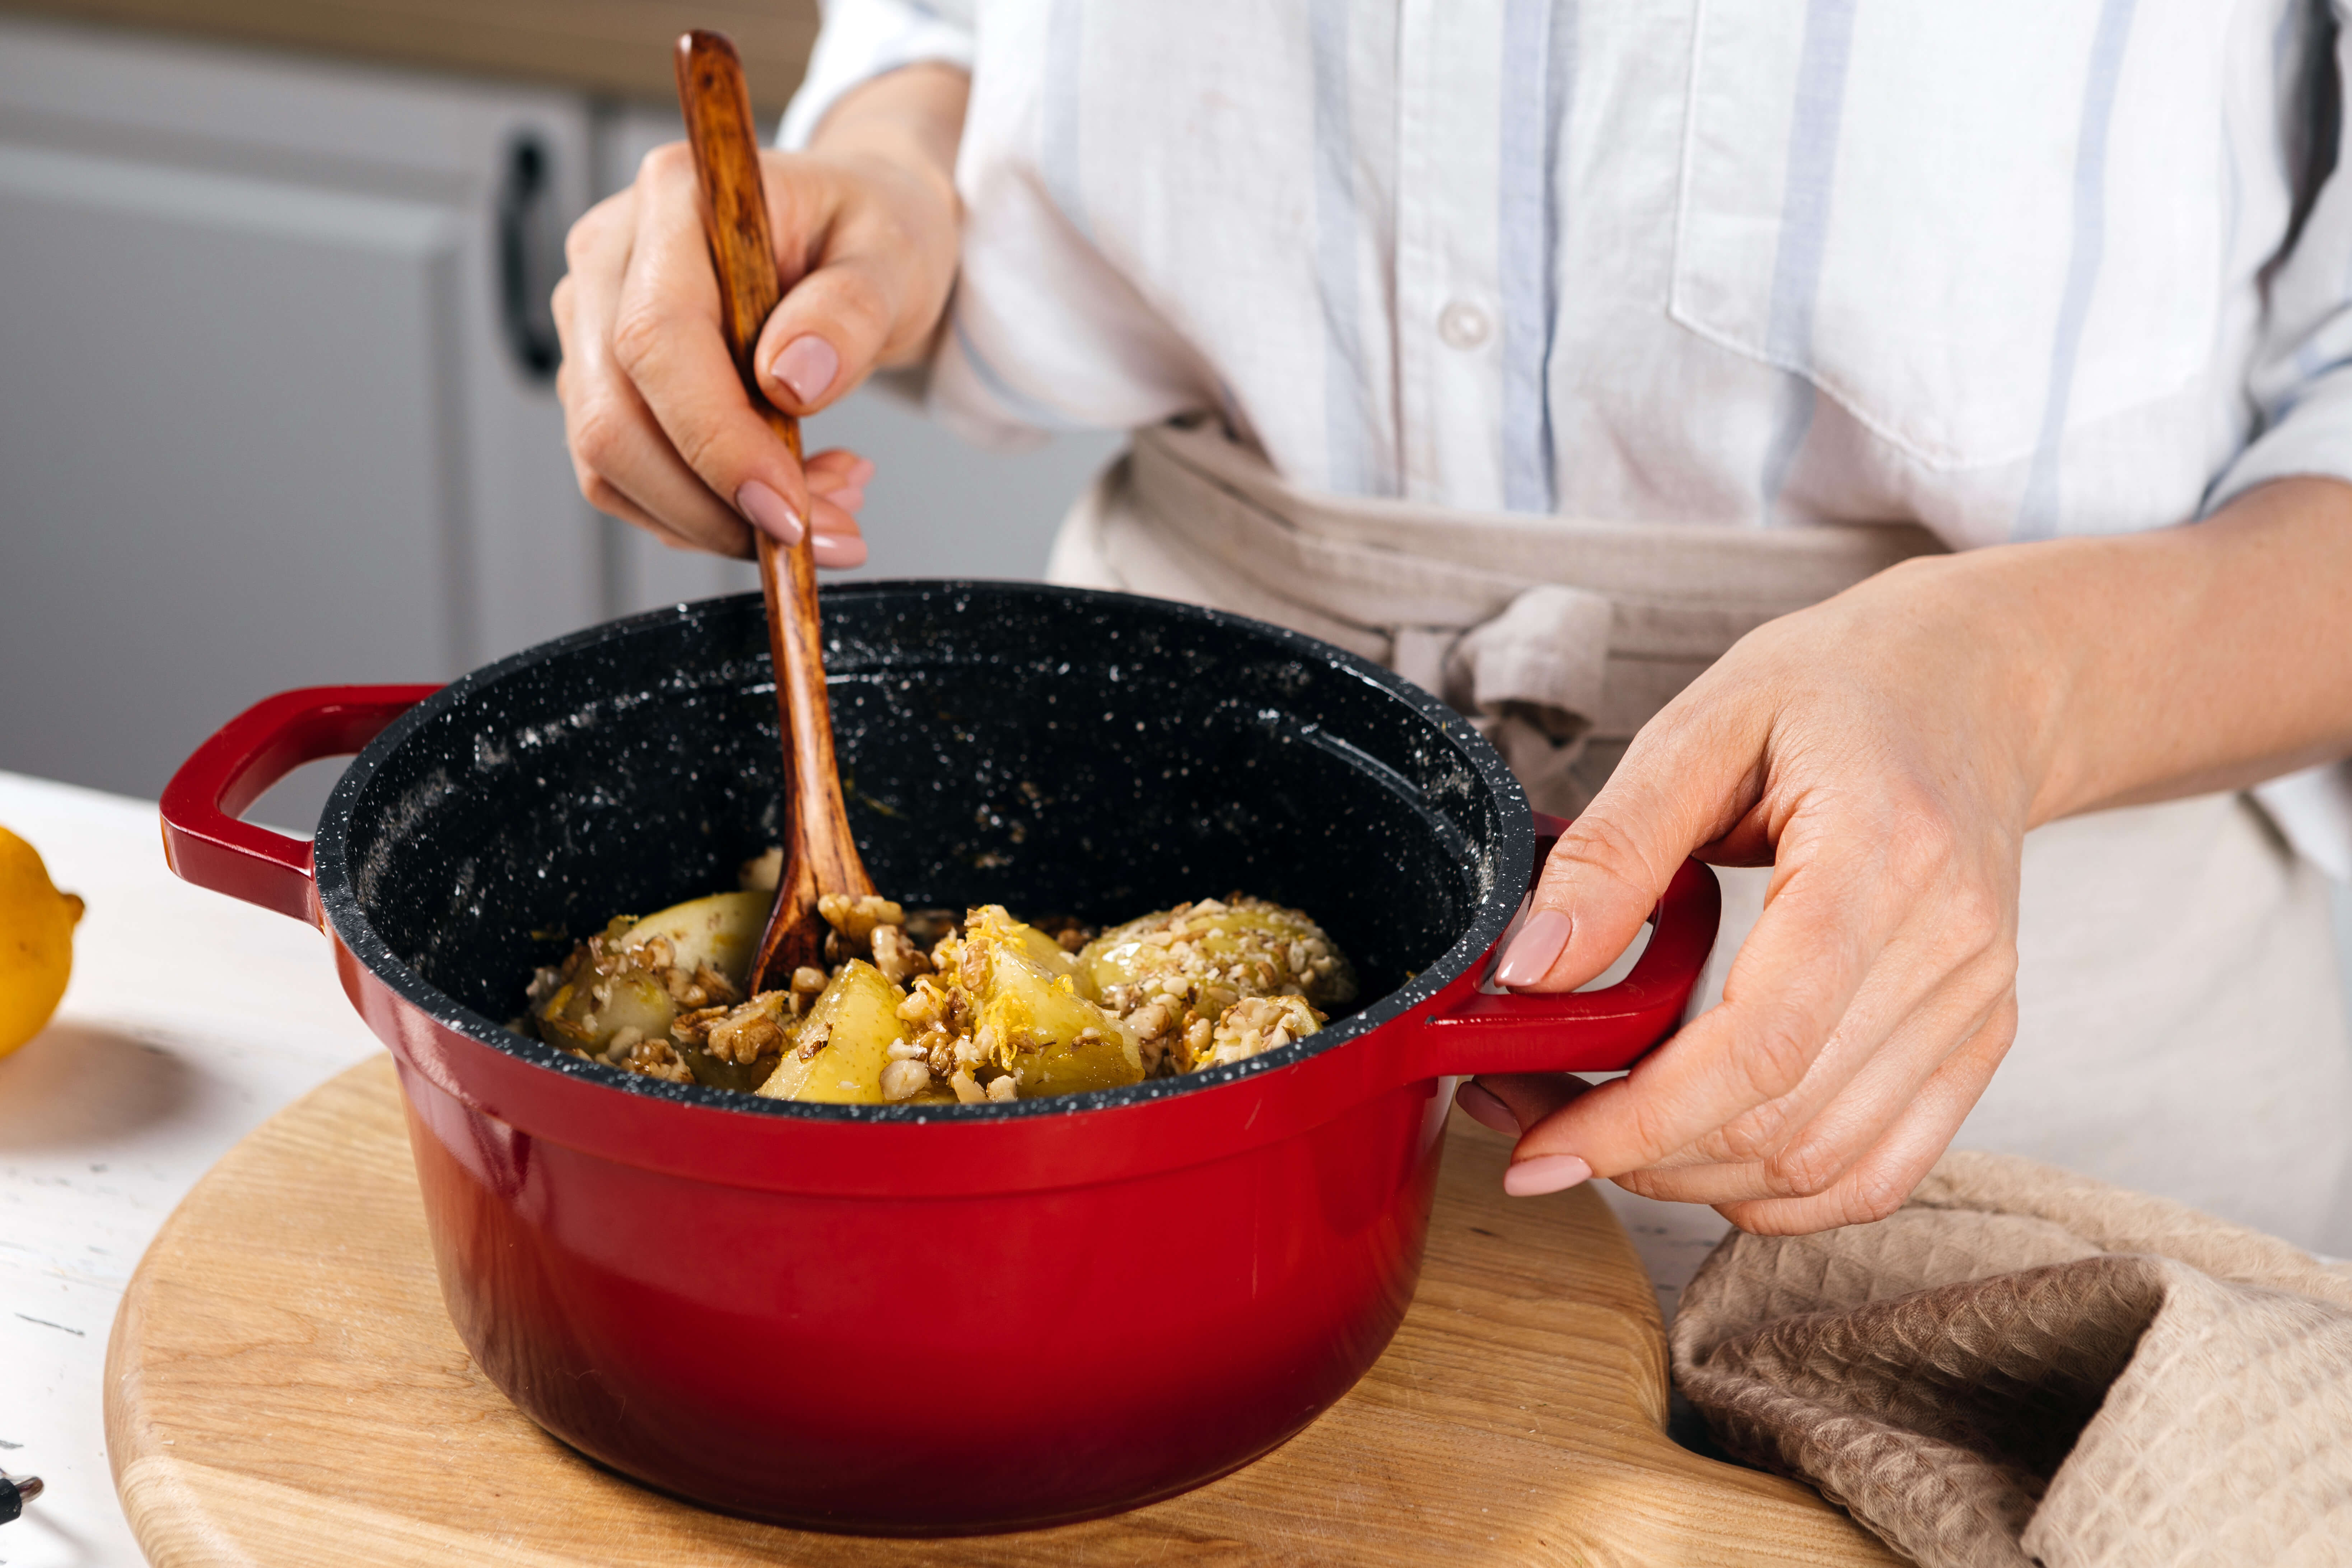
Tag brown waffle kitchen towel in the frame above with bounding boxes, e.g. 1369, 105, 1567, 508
1670, 1151, 2352, 1567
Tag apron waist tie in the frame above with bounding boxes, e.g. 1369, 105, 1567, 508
1056, 420, 1947, 813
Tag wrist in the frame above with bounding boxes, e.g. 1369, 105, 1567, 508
1948, 540, 2112, 828
1855, 547, 2085, 830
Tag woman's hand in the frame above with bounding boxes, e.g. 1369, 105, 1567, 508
1461, 479, 2352, 1233
1464, 551, 2058, 1233
551, 64, 969, 561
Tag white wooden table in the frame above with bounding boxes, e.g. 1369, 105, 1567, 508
0, 772, 381, 1567
0, 768, 1731, 1566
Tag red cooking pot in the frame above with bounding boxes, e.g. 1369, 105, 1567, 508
160, 582, 1717, 1533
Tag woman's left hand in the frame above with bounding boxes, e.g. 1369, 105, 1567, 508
1460, 550, 2061, 1233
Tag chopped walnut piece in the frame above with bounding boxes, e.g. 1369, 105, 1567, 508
949, 1069, 986, 1104
669, 1005, 728, 1047
691, 962, 741, 1007
696, 992, 799, 1067
871, 923, 932, 985
1125, 999, 1175, 1041
616, 1035, 694, 1084
817, 892, 906, 946
984, 1075, 1018, 1104
897, 977, 948, 1029
878, 1059, 930, 1101
705, 992, 789, 1065
1207, 994, 1322, 1068
925, 1030, 958, 1077
662, 955, 744, 1010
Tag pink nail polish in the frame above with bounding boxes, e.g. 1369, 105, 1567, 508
771, 336, 840, 405
1454, 1081, 1518, 1135
1495, 908, 1571, 988
1503, 1153, 1592, 1198
811, 532, 867, 569
736, 480, 803, 545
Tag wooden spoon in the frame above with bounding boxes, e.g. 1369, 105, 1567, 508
675, 29, 875, 994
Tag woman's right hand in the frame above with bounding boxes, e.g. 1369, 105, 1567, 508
551, 65, 970, 563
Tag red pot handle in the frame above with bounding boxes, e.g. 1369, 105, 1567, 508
159, 685, 440, 928
1406, 812, 1722, 1078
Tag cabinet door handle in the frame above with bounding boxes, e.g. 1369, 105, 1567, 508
498, 134, 563, 382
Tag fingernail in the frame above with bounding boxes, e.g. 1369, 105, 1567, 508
771, 336, 840, 405
811, 532, 867, 569
1503, 1153, 1592, 1198
1455, 1081, 1518, 1135
1495, 908, 1572, 988
736, 481, 803, 545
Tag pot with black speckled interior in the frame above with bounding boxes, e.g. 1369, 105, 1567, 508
159, 581, 1718, 1534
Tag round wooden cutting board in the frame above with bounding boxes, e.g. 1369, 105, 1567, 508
104, 1056, 1896, 1566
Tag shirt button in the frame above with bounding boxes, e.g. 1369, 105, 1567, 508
1438, 300, 1492, 350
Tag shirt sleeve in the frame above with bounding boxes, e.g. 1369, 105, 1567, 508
777, 0, 977, 151
2207, 8, 2352, 879
2208, 7, 2352, 510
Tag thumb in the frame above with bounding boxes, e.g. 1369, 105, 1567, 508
1494, 706, 1763, 991
750, 161, 944, 417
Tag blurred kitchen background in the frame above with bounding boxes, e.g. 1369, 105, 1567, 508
0, 1, 1121, 827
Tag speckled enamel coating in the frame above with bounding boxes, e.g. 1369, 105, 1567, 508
328, 582, 1517, 1121
164, 582, 1720, 1532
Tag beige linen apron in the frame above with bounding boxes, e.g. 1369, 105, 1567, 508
1049, 421, 2352, 1254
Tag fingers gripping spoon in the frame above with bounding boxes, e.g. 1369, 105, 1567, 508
675, 29, 875, 994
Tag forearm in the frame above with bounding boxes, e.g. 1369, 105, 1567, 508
1987, 476, 2352, 822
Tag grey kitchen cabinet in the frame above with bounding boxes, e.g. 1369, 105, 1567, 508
0, 12, 600, 808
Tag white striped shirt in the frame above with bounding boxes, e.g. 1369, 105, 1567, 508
783, 0, 2352, 872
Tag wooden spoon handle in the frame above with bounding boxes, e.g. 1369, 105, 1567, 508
675, 29, 873, 992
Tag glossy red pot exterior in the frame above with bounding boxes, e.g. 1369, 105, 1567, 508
159, 588, 1719, 1533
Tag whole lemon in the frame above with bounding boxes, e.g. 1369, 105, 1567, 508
0, 825, 82, 1056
